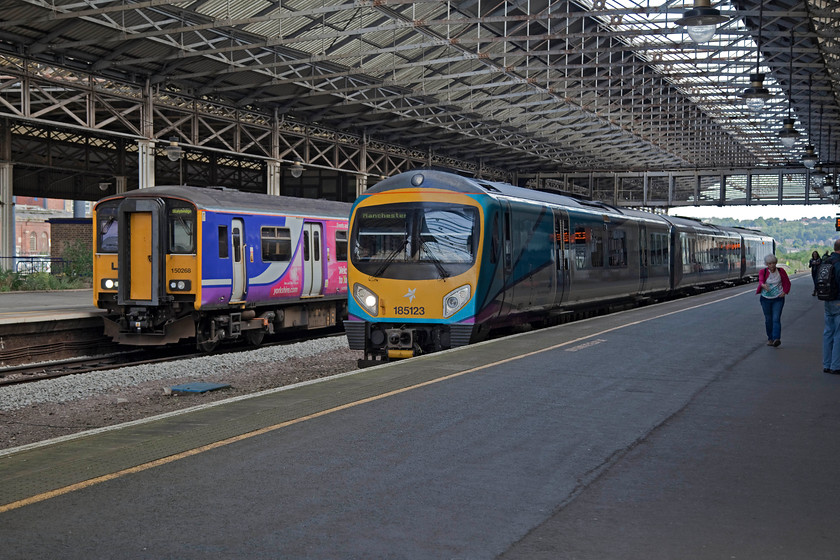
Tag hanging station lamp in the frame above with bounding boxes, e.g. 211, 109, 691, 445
740, 0, 772, 113
676, 0, 729, 44
289, 160, 304, 178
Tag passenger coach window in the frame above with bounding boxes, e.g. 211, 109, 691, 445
335, 230, 348, 261
168, 205, 196, 253
609, 230, 627, 267
261, 227, 292, 262
218, 226, 229, 259
96, 201, 119, 253
650, 233, 668, 266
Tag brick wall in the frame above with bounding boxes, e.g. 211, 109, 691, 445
48, 218, 92, 259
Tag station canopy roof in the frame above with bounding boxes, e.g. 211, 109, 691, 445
0, 0, 838, 175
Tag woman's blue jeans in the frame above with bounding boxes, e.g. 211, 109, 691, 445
823, 300, 840, 370
759, 296, 785, 341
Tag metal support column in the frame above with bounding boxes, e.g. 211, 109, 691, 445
745, 172, 752, 205
138, 139, 155, 189
0, 162, 13, 270
668, 174, 675, 206
355, 174, 368, 198
116, 176, 127, 194
267, 160, 282, 196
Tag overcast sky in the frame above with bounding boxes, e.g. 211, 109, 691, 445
670, 204, 838, 222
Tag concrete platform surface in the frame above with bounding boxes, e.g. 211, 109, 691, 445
1, 275, 838, 559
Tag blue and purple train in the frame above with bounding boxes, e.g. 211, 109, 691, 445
93, 185, 351, 350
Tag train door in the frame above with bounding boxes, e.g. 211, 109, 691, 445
129, 212, 153, 301
302, 222, 324, 297
501, 202, 513, 311
639, 223, 649, 293
118, 197, 164, 306
231, 219, 246, 302
552, 208, 570, 305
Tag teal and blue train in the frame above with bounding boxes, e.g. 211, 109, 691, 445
345, 170, 775, 363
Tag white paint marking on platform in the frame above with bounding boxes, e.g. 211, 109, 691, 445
564, 339, 607, 352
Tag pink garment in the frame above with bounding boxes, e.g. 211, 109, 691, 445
756, 267, 791, 295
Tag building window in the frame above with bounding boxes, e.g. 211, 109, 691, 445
29, 232, 37, 253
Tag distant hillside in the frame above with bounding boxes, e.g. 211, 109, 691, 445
696, 216, 837, 255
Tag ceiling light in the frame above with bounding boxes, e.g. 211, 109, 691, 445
812, 164, 828, 180
290, 160, 304, 178
741, 2, 771, 113
802, 145, 818, 169
741, 74, 772, 113
165, 137, 182, 162
778, 118, 799, 148
676, 0, 728, 44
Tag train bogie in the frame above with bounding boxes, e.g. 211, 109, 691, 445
347, 170, 776, 363
93, 185, 351, 349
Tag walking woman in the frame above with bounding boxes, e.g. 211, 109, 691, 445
810, 250, 823, 296
757, 254, 791, 347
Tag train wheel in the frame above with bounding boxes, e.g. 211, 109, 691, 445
196, 319, 219, 352
244, 329, 264, 347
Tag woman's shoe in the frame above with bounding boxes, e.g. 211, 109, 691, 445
767, 340, 774, 346
773, 339, 781, 347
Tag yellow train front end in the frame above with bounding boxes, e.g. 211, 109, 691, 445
345, 171, 485, 364
93, 192, 200, 345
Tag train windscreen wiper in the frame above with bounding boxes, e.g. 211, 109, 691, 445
373, 238, 409, 277
419, 237, 450, 279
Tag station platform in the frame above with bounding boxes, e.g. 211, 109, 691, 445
0, 289, 108, 365
1, 275, 838, 559
0, 288, 99, 324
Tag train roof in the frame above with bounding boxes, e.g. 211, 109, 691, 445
94, 185, 352, 220
368, 170, 671, 224
365, 171, 776, 241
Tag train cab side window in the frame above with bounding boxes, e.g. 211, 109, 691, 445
490, 214, 500, 264
335, 230, 348, 261
261, 227, 292, 262
218, 226, 229, 259
168, 206, 196, 254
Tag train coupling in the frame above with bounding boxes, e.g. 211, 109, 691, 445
385, 327, 417, 359
126, 308, 152, 333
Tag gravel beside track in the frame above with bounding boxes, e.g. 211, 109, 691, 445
0, 336, 363, 451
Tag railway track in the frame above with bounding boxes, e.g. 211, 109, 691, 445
0, 328, 344, 388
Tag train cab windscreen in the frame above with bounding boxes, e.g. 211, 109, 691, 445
351, 202, 478, 279
168, 203, 196, 254
96, 201, 120, 253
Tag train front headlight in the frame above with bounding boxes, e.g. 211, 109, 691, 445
168, 280, 191, 291
354, 283, 379, 317
443, 285, 471, 318
102, 279, 118, 290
